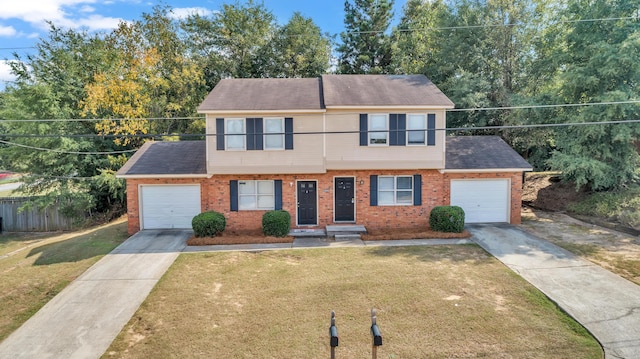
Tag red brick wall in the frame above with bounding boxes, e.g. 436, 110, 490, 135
124, 170, 524, 235
442, 172, 524, 224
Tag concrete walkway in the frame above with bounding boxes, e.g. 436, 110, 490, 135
0, 230, 189, 359
470, 223, 640, 359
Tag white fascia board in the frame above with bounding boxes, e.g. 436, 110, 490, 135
439, 168, 533, 174
198, 109, 326, 115
324, 105, 455, 110
116, 174, 211, 179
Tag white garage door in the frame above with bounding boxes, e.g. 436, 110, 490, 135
450, 179, 510, 223
140, 185, 201, 229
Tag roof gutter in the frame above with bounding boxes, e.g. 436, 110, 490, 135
439, 167, 533, 174
197, 109, 326, 115
116, 174, 211, 179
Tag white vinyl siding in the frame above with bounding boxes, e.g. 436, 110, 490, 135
140, 185, 201, 229
238, 180, 275, 210
378, 176, 413, 205
407, 114, 426, 145
369, 114, 388, 145
225, 118, 245, 150
264, 118, 284, 150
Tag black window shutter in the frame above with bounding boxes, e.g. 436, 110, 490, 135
255, 118, 263, 150
370, 175, 378, 206
398, 114, 406, 146
246, 118, 254, 150
285, 117, 294, 150
246, 118, 263, 150
274, 180, 283, 210
427, 114, 436, 146
389, 114, 398, 146
216, 118, 225, 150
230, 180, 238, 211
359, 114, 368, 146
413, 174, 422, 206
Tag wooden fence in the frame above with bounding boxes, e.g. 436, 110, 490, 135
0, 197, 74, 232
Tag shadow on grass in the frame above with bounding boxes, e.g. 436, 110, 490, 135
26, 222, 128, 265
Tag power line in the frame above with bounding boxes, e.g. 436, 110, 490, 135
1, 118, 639, 139
1, 99, 638, 123
0, 139, 137, 155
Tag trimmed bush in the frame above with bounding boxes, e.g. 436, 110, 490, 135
262, 210, 291, 237
429, 206, 465, 233
192, 211, 226, 237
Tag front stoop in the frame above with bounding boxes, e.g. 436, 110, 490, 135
289, 228, 327, 238
325, 225, 367, 240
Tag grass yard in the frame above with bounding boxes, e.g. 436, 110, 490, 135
105, 245, 601, 358
0, 219, 129, 341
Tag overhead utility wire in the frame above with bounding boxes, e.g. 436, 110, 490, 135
0, 15, 635, 52
0, 139, 137, 155
1, 99, 639, 123
2, 119, 639, 139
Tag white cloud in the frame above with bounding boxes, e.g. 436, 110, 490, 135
0, 1, 122, 31
0, 25, 17, 37
170, 7, 216, 20
0, 60, 18, 83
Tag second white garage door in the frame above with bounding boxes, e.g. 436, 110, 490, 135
450, 179, 509, 223
140, 185, 201, 229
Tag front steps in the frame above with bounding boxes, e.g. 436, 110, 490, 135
290, 225, 366, 241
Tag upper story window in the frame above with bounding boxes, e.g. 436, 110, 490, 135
360, 113, 436, 147
216, 117, 294, 151
264, 118, 284, 150
369, 114, 388, 145
225, 118, 246, 150
407, 114, 426, 145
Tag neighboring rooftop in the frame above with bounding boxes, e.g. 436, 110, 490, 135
321, 74, 454, 108
116, 141, 206, 177
446, 136, 533, 170
198, 78, 324, 111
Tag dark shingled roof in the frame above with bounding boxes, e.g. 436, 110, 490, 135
321, 74, 454, 107
198, 78, 324, 111
446, 136, 532, 170
116, 141, 206, 176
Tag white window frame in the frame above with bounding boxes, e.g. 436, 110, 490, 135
368, 114, 388, 146
378, 176, 413, 206
225, 118, 246, 151
264, 117, 285, 150
407, 114, 426, 146
238, 180, 275, 210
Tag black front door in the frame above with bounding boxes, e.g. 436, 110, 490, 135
297, 181, 317, 225
334, 177, 355, 222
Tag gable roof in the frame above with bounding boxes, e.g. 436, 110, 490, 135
197, 74, 454, 112
321, 74, 454, 108
116, 141, 207, 178
445, 136, 532, 171
198, 78, 324, 112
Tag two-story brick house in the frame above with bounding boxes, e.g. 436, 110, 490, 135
117, 75, 532, 235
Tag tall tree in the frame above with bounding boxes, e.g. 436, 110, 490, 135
337, 0, 395, 74
256, 12, 331, 78
182, 0, 275, 87
545, 0, 640, 190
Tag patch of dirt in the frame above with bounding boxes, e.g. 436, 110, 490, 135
186, 229, 293, 246
362, 227, 471, 241
522, 172, 588, 211
520, 208, 640, 284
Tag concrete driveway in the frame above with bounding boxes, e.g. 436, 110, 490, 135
0, 230, 189, 359
470, 223, 640, 359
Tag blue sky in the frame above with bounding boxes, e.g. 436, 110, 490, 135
0, 1, 408, 85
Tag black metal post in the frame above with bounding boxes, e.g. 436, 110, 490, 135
371, 309, 382, 359
330, 310, 338, 359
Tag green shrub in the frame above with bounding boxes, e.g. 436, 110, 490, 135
429, 206, 465, 233
262, 210, 291, 237
192, 211, 226, 237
